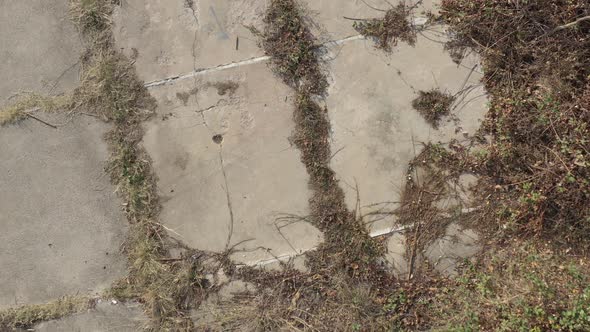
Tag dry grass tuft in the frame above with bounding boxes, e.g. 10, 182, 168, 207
72, 51, 155, 123
0, 93, 71, 126
260, 0, 328, 95
0, 296, 91, 330
68, 0, 114, 35
353, 3, 417, 52
411, 89, 455, 128
67, 1, 210, 330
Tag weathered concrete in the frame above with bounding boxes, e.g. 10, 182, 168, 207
0, 0, 81, 103
0, 114, 128, 308
112, 0, 265, 82
33, 301, 147, 332
304, 0, 441, 40
0, 0, 127, 309
142, 63, 322, 264
112, 0, 442, 84
434, 173, 479, 211
325, 26, 487, 234
425, 223, 480, 276
385, 232, 409, 277
111, 0, 487, 268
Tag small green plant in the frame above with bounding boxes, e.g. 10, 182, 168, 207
383, 291, 408, 313
556, 287, 590, 331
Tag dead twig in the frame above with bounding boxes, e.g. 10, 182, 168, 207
546, 15, 590, 36
25, 113, 58, 129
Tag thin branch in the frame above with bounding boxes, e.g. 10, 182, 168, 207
551, 15, 590, 33
25, 113, 57, 129
219, 147, 236, 251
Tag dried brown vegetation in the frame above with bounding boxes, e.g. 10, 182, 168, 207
442, 0, 590, 245
260, 0, 328, 95
353, 3, 417, 52
411, 89, 455, 128
68, 1, 212, 330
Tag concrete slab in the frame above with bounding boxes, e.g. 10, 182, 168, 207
142, 62, 322, 264
112, 0, 438, 84
0, 0, 127, 309
325, 27, 487, 234
33, 301, 147, 332
385, 232, 409, 277
0, 114, 127, 308
112, 0, 265, 82
434, 173, 478, 211
0, 0, 81, 103
111, 0, 485, 269
425, 223, 480, 276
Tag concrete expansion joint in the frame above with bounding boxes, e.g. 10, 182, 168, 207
244, 224, 412, 267
143, 15, 431, 88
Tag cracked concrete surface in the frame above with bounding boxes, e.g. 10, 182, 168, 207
0, 113, 128, 309
113, 0, 265, 82
114, 0, 485, 269
1, 0, 487, 326
32, 301, 147, 332
113, 0, 436, 83
142, 64, 322, 264
0, 0, 82, 104
425, 223, 481, 276
0, 0, 128, 309
326, 26, 486, 234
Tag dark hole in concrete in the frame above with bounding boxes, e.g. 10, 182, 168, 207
212, 134, 223, 144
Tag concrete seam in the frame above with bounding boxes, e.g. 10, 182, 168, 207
245, 224, 411, 267
143, 16, 431, 88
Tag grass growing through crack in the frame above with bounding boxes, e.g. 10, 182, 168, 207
68, 0, 113, 35
353, 3, 417, 52
259, 0, 327, 95
261, 0, 385, 277
0, 93, 71, 126
411, 89, 455, 128
0, 296, 91, 330
67, 1, 210, 330
204, 1, 423, 330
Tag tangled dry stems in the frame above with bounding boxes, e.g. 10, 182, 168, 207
442, 0, 590, 245
353, 3, 417, 52
261, 0, 328, 95
411, 89, 456, 128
